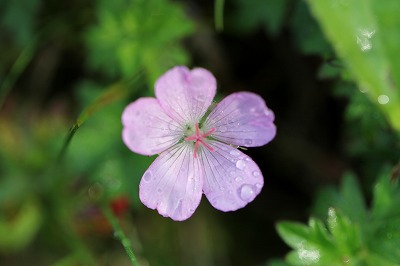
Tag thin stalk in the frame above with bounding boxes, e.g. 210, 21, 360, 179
215, 0, 225, 32
103, 207, 140, 266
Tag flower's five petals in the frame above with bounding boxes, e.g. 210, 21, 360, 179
139, 143, 203, 221
205, 92, 276, 147
155, 66, 216, 124
200, 141, 264, 212
122, 97, 183, 156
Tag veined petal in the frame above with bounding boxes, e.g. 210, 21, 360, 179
204, 92, 276, 147
139, 142, 203, 221
199, 141, 264, 212
155, 66, 216, 125
122, 97, 183, 156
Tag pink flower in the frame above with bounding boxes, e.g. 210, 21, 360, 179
122, 66, 276, 221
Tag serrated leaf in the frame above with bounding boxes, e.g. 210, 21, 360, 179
327, 208, 361, 254
339, 173, 367, 223
276, 222, 312, 249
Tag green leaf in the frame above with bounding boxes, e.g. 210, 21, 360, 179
276, 222, 311, 249
307, 0, 400, 131
338, 173, 367, 223
0, 198, 42, 252
86, 0, 193, 84
327, 208, 361, 254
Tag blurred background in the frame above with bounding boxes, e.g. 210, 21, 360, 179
1, 0, 400, 265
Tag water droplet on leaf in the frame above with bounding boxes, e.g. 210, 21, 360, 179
377, 94, 389, 104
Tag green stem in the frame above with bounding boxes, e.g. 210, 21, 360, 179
0, 39, 37, 109
103, 207, 140, 266
215, 0, 225, 32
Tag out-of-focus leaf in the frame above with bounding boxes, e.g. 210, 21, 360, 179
280, 169, 400, 265
0, 198, 42, 253
312, 173, 366, 223
307, 0, 400, 131
0, 0, 41, 46
232, 0, 288, 36
86, 0, 193, 85
291, 1, 332, 56
276, 222, 311, 249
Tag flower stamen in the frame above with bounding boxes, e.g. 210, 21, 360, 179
184, 123, 216, 158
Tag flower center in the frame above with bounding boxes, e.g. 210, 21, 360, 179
184, 123, 216, 158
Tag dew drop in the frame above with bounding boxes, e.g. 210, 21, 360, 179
238, 184, 256, 202
230, 150, 240, 157
255, 183, 262, 190
143, 171, 152, 182
229, 171, 236, 177
219, 126, 227, 133
236, 160, 246, 170
252, 171, 260, 177
168, 121, 177, 130
244, 139, 253, 145
195, 94, 206, 102
189, 208, 195, 213
377, 94, 389, 105
235, 176, 243, 182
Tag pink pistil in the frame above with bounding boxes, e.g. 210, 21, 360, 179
184, 123, 216, 158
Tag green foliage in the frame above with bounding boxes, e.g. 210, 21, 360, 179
232, 0, 288, 36
290, 1, 332, 56
277, 171, 400, 265
86, 0, 193, 85
334, 82, 400, 182
307, 0, 400, 131
0, 0, 41, 46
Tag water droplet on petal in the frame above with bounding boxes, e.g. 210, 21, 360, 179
195, 94, 206, 102
143, 171, 152, 182
236, 160, 246, 170
219, 126, 227, 133
255, 183, 262, 190
157, 188, 162, 193
230, 150, 240, 157
189, 208, 195, 213
252, 171, 260, 177
238, 184, 256, 202
229, 171, 236, 176
244, 139, 253, 145
235, 176, 243, 182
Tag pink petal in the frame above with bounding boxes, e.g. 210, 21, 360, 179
139, 143, 203, 221
204, 92, 276, 147
155, 66, 216, 125
199, 141, 264, 212
122, 97, 183, 156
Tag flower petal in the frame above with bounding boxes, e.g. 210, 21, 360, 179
122, 97, 183, 156
204, 92, 276, 147
139, 142, 203, 221
155, 66, 216, 125
199, 141, 264, 212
